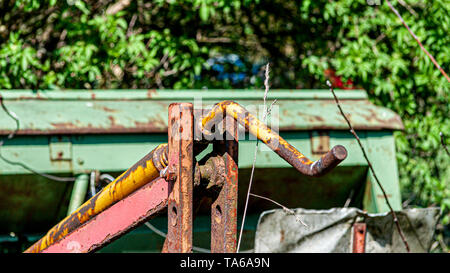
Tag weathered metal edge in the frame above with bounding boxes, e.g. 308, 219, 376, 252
0, 89, 368, 101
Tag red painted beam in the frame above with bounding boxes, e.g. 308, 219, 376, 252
41, 177, 168, 253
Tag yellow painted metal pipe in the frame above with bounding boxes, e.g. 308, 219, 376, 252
201, 101, 347, 176
24, 144, 168, 253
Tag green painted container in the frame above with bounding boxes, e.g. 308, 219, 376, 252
0, 89, 403, 252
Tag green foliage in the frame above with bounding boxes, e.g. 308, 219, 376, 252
0, 0, 448, 250
304, 0, 450, 231
0, 0, 214, 89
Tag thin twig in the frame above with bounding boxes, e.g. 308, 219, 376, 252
236, 138, 259, 253
249, 193, 307, 227
327, 80, 410, 252
196, 31, 232, 43
0, 95, 19, 143
344, 189, 354, 208
397, 0, 418, 17
237, 63, 278, 252
126, 14, 137, 38
386, 0, 450, 82
143, 222, 211, 253
105, 0, 131, 15
262, 63, 271, 120
237, 63, 270, 253
143, 221, 254, 253
267, 99, 278, 116
440, 132, 450, 156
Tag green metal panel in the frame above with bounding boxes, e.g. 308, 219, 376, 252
0, 90, 403, 135
0, 131, 385, 173
0, 89, 369, 100
363, 131, 402, 212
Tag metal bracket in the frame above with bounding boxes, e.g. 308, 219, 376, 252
352, 222, 367, 253
163, 103, 194, 253
49, 136, 72, 161
211, 114, 238, 253
163, 107, 239, 253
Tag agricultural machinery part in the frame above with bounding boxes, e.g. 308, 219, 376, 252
24, 101, 347, 253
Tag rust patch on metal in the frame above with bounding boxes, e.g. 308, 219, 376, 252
164, 103, 194, 253
211, 114, 238, 253
311, 131, 330, 156
377, 194, 392, 199
147, 89, 157, 98
43, 116, 168, 135
50, 122, 77, 129
0, 127, 169, 135
289, 111, 325, 123
352, 222, 367, 253
98, 106, 117, 113
358, 108, 404, 130
108, 116, 116, 126
134, 119, 167, 132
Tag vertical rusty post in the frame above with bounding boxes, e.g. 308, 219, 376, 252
211, 113, 239, 253
352, 222, 367, 253
163, 103, 194, 253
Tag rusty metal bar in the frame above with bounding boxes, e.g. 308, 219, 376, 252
201, 101, 347, 176
24, 143, 169, 253
163, 103, 194, 253
352, 222, 367, 253
211, 114, 239, 253
35, 159, 232, 253
40, 177, 168, 253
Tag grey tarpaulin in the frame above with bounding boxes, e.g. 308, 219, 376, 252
254, 207, 440, 253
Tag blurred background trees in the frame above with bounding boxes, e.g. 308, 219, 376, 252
0, 0, 448, 251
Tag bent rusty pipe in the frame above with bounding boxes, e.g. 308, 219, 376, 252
24, 144, 169, 253
201, 101, 347, 177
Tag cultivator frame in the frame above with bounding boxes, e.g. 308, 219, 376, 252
24, 101, 347, 253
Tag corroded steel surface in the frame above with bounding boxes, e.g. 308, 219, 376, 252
163, 103, 194, 253
197, 155, 226, 189
0, 90, 403, 135
0, 89, 369, 101
24, 144, 168, 253
41, 177, 168, 253
211, 114, 239, 253
352, 222, 367, 253
202, 101, 347, 176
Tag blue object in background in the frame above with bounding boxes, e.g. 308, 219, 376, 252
204, 54, 265, 85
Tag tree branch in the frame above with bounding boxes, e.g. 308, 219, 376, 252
327, 80, 410, 252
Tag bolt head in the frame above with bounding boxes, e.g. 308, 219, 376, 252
160, 166, 177, 182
